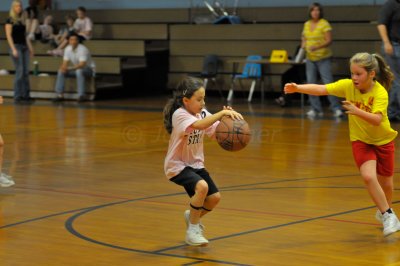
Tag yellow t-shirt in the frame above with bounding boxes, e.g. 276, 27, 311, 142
326, 79, 397, 145
302, 18, 332, 61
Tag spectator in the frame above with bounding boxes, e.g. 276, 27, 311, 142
377, 0, 400, 121
302, 2, 342, 118
53, 33, 95, 102
47, 6, 92, 56
36, 14, 55, 44
73, 6, 93, 42
5, 0, 35, 103
25, 0, 53, 40
53, 15, 75, 47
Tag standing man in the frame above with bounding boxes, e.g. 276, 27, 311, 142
53, 32, 95, 102
377, 0, 400, 121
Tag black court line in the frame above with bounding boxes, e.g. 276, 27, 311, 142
7, 101, 346, 121
154, 201, 400, 253
0, 173, 363, 230
63, 185, 397, 262
0, 175, 385, 265
65, 207, 249, 266
221, 185, 365, 192
182, 261, 205, 266
0, 192, 185, 229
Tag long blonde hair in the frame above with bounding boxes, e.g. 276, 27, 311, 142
350, 52, 394, 90
9, 0, 24, 24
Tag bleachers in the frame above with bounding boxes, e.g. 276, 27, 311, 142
0, 8, 174, 99
0, 5, 384, 98
168, 5, 382, 93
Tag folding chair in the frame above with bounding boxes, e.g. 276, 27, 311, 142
227, 55, 263, 102
199, 54, 223, 96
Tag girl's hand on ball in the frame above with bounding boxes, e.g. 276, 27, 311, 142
224, 110, 243, 120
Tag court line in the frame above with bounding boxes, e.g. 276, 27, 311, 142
0, 177, 390, 265
0, 173, 368, 229
64, 204, 250, 266
154, 202, 400, 253
63, 187, 396, 261
0, 192, 184, 229
5, 101, 348, 121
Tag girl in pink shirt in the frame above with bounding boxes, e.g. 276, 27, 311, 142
164, 76, 243, 246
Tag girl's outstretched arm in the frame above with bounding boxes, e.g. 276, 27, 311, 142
284, 82, 328, 96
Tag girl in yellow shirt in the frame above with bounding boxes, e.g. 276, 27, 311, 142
284, 52, 399, 237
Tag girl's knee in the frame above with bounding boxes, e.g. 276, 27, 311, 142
362, 173, 376, 184
195, 180, 208, 196
211, 192, 221, 204
206, 192, 221, 206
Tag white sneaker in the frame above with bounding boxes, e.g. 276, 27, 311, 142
382, 212, 400, 236
184, 210, 205, 232
306, 109, 323, 118
185, 225, 209, 246
376, 208, 396, 223
1, 173, 14, 182
0, 175, 14, 187
333, 109, 343, 118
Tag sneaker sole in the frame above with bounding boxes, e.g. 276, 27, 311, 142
383, 224, 400, 236
0, 182, 14, 188
185, 239, 209, 246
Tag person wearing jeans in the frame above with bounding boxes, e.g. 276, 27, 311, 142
5, 0, 35, 103
53, 32, 95, 102
306, 57, 342, 116
377, 0, 400, 121
302, 2, 342, 118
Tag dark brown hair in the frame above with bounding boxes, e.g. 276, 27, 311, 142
163, 76, 204, 134
308, 2, 324, 19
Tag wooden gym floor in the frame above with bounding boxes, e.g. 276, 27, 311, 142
1, 97, 400, 266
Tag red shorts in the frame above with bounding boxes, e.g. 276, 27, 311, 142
351, 140, 395, 177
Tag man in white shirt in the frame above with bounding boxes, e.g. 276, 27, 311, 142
53, 32, 95, 102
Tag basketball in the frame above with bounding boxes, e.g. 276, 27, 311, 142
215, 116, 251, 151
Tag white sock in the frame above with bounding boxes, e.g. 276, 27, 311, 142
188, 223, 200, 231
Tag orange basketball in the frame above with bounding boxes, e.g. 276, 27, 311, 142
215, 116, 251, 151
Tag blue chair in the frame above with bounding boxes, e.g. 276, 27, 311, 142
227, 55, 263, 102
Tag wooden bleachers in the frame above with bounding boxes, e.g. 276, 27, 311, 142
0, 5, 384, 98
0, 7, 174, 99
168, 5, 382, 93
92, 24, 168, 40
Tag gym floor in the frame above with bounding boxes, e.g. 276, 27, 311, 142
0, 97, 399, 265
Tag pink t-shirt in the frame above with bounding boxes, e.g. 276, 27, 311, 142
164, 107, 219, 179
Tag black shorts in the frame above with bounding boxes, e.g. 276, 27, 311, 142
170, 167, 219, 197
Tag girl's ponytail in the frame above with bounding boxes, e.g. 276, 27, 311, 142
163, 76, 204, 134
373, 53, 394, 90
163, 97, 181, 134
